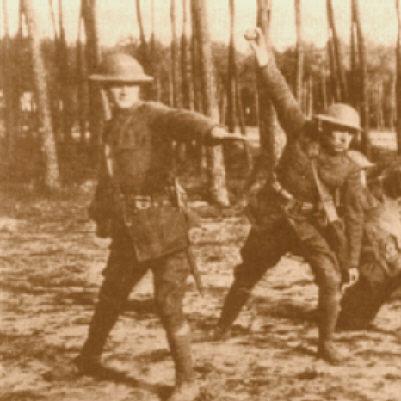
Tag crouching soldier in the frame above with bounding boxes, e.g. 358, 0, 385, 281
338, 165, 401, 330
75, 52, 239, 401
212, 28, 364, 365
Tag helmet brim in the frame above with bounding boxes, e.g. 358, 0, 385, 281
89, 74, 154, 84
314, 114, 361, 132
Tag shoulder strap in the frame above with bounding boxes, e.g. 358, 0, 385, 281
311, 160, 339, 223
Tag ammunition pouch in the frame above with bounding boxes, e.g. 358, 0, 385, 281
89, 181, 126, 238
123, 197, 189, 262
89, 197, 114, 238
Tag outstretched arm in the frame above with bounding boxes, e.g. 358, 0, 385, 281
245, 28, 306, 141
147, 102, 244, 145
148, 101, 218, 143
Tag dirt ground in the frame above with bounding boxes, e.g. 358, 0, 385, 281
1, 184, 401, 401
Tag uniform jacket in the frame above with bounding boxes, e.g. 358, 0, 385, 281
256, 62, 364, 270
92, 101, 217, 261
101, 101, 216, 194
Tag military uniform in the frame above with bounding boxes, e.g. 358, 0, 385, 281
79, 100, 218, 390
338, 196, 401, 330
216, 57, 364, 362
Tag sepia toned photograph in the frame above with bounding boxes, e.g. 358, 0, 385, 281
0, 1, 400, 400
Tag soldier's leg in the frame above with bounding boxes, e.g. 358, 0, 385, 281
298, 227, 343, 364
151, 250, 199, 401
78, 237, 148, 370
215, 223, 288, 337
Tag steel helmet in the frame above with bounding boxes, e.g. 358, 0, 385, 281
89, 52, 153, 84
314, 102, 361, 133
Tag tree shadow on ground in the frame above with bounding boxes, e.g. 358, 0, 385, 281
368, 325, 401, 340
252, 299, 317, 325
76, 365, 172, 400
123, 298, 156, 314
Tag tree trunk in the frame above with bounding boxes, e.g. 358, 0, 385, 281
81, 0, 102, 155
191, 0, 202, 112
326, 0, 348, 102
294, 0, 303, 104
352, 0, 370, 156
190, 0, 203, 171
2, 0, 18, 174
349, 5, 358, 108
193, 0, 230, 206
48, 0, 59, 40
76, 7, 88, 144
327, 36, 339, 102
181, 0, 194, 110
178, 0, 194, 168
58, 0, 73, 143
150, 0, 156, 57
47, 0, 62, 139
390, 74, 396, 131
377, 81, 384, 129
396, 0, 401, 153
135, 0, 150, 70
321, 70, 328, 111
306, 75, 313, 117
22, 0, 60, 190
150, 0, 160, 101
257, 0, 277, 174
170, 0, 179, 107
227, 0, 238, 132
227, 0, 252, 174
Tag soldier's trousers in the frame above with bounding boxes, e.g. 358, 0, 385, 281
81, 233, 194, 383
338, 266, 401, 330
218, 216, 342, 344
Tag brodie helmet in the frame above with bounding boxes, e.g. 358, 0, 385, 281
89, 52, 153, 84
314, 103, 361, 133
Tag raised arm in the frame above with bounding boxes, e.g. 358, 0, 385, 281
246, 28, 306, 141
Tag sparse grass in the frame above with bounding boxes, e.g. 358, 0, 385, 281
1, 184, 401, 401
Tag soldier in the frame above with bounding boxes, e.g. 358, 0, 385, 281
212, 28, 364, 365
75, 52, 239, 401
338, 165, 401, 330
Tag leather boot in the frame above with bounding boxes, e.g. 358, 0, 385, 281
75, 299, 120, 374
317, 341, 345, 366
214, 282, 252, 340
166, 323, 200, 401
317, 289, 345, 365
167, 382, 200, 401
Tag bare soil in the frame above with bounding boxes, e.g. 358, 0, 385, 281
1, 184, 400, 401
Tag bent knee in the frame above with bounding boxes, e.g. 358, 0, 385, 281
317, 268, 342, 292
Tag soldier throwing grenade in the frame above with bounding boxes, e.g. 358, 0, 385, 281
212, 28, 365, 365
75, 52, 242, 401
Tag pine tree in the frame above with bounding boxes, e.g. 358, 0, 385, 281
21, 0, 60, 190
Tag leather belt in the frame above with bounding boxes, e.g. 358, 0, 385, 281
271, 177, 315, 214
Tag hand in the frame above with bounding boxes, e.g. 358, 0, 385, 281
348, 267, 359, 285
244, 27, 269, 66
